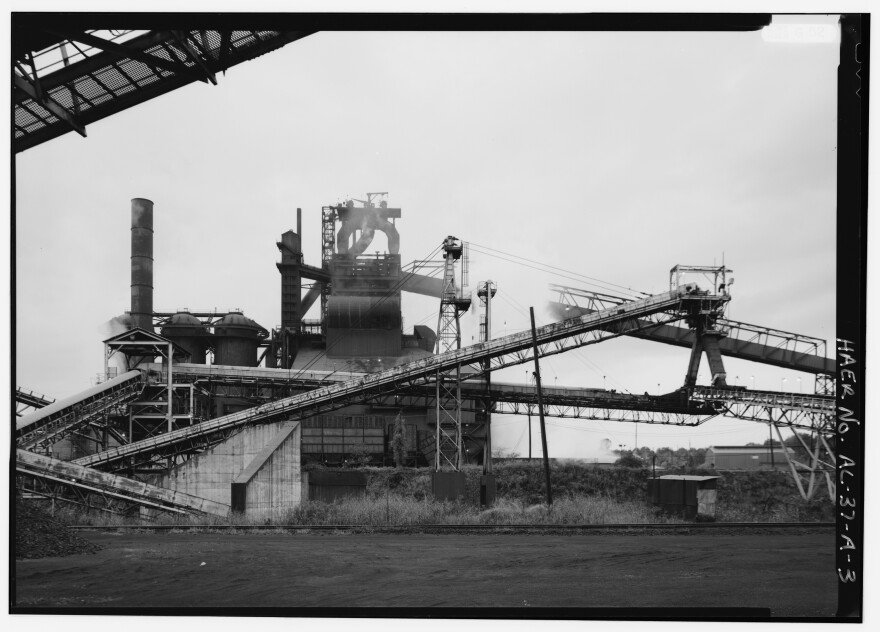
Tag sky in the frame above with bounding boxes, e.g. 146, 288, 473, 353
13, 16, 842, 455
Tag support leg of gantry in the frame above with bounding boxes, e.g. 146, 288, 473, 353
774, 424, 809, 500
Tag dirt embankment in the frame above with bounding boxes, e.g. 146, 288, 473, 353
15, 498, 103, 560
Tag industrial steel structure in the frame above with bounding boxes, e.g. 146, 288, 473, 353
13, 26, 313, 152
14, 193, 838, 516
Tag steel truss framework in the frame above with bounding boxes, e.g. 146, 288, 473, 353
17, 449, 230, 515
13, 24, 314, 152
433, 237, 470, 471
770, 425, 836, 502
15, 387, 54, 417
492, 401, 715, 425
690, 386, 834, 432
552, 284, 838, 502
17, 462, 183, 518
16, 371, 145, 452
75, 288, 727, 472
17, 476, 143, 518
550, 285, 834, 375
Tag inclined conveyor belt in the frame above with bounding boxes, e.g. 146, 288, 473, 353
16, 370, 145, 450
75, 288, 726, 468
16, 449, 229, 516
551, 303, 834, 375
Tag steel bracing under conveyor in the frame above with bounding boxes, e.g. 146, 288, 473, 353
16, 449, 229, 517
160, 362, 721, 424
550, 285, 834, 376
16, 370, 145, 452
158, 363, 830, 428
74, 287, 729, 471
690, 386, 834, 432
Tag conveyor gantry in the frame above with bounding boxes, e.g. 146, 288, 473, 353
75, 286, 729, 470
550, 285, 834, 376
689, 386, 835, 432
148, 364, 720, 425
16, 370, 145, 452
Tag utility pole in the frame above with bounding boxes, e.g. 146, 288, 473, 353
529, 307, 552, 506
527, 410, 532, 459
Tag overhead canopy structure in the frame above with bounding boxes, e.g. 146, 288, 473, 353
12, 20, 314, 152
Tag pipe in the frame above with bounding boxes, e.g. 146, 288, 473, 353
130, 198, 154, 332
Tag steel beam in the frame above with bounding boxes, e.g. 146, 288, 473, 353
75, 288, 728, 470
44, 29, 206, 82
171, 31, 217, 84
13, 73, 86, 137
550, 285, 833, 375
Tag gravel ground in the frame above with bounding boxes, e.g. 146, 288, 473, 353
13, 530, 836, 616
15, 499, 103, 560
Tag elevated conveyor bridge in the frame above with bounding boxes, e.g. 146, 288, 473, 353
550, 284, 834, 376
75, 287, 728, 471
16, 370, 145, 452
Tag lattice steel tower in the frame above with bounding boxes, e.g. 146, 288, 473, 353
434, 236, 471, 470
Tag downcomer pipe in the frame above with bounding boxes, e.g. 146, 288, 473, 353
131, 198, 154, 332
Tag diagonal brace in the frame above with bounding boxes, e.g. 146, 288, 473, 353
13, 73, 86, 137
171, 31, 217, 85
45, 29, 209, 83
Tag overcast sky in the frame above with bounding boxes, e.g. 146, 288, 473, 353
14, 17, 841, 454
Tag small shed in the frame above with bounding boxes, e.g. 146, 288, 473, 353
648, 475, 719, 520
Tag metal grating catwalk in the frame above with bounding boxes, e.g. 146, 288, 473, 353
13, 24, 314, 152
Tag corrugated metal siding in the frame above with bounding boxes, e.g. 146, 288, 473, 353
302, 414, 387, 455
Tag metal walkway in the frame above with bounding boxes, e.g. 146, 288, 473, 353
76, 287, 729, 470
13, 23, 314, 152
162, 363, 826, 428
16, 370, 145, 452
690, 386, 835, 432
16, 449, 229, 516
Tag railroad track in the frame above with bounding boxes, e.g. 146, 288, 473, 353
67, 522, 834, 533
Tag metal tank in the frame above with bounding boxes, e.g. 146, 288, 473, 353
213, 312, 267, 367
160, 312, 210, 364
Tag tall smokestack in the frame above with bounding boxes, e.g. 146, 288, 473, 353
131, 198, 154, 332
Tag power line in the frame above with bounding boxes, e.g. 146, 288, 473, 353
468, 241, 645, 299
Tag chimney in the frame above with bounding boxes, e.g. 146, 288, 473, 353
130, 198, 154, 332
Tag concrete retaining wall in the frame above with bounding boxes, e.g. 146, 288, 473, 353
156, 422, 302, 518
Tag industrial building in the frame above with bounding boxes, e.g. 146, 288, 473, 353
703, 445, 795, 471
15, 196, 838, 518
10, 22, 849, 531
